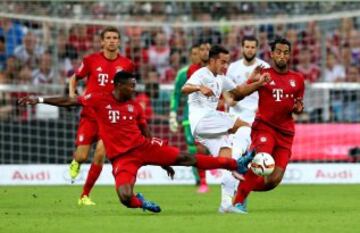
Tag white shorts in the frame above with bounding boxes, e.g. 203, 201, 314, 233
197, 134, 233, 156
194, 111, 236, 138
194, 111, 237, 156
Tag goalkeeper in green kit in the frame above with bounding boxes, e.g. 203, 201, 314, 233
169, 42, 211, 193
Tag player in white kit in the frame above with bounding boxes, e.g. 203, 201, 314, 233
227, 35, 270, 157
182, 44, 270, 213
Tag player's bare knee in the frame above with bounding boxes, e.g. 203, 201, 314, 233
117, 187, 132, 205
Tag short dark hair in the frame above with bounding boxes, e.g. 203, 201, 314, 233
114, 71, 135, 85
269, 37, 291, 52
196, 38, 212, 46
241, 35, 258, 47
208, 44, 229, 59
190, 43, 200, 51
100, 26, 120, 40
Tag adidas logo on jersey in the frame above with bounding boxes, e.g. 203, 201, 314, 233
96, 67, 103, 72
269, 80, 276, 86
106, 104, 112, 109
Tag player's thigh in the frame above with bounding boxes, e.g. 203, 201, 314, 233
232, 126, 252, 158
250, 128, 276, 155
76, 117, 99, 146
112, 155, 141, 189
140, 139, 180, 166
272, 146, 291, 170
197, 135, 232, 156
195, 111, 236, 137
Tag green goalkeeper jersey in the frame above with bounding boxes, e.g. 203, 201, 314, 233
169, 65, 189, 123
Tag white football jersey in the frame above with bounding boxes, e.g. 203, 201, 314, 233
226, 58, 269, 123
186, 67, 236, 135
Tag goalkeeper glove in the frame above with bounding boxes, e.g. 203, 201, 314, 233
169, 111, 178, 133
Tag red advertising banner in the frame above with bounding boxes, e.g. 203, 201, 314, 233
292, 124, 360, 161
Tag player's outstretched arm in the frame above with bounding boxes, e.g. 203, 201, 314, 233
181, 84, 214, 97
138, 122, 151, 139
18, 96, 80, 107
229, 72, 271, 101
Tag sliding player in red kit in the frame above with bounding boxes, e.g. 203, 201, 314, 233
18, 71, 254, 213
68, 26, 134, 205
231, 37, 305, 214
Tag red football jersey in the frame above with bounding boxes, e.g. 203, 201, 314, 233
186, 63, 202, 79
255, 68, 305, 135
76, 52, 134, 118
78, 92, 147, 159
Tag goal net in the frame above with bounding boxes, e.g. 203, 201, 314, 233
0, 1, 360, 164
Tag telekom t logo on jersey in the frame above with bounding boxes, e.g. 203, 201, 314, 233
98, 73, 109, 86
272, 88, 284, 102
108, 110, 120, 123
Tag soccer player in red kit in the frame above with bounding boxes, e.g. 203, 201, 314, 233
232, 37, 305, 214
18, 71, 254, 213
68, 26, 134, 205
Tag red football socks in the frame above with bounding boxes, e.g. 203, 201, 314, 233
128, 195, 142, 208
233, 170, 265, 204
195, 154, 237, 170
81, 163, 103, 197
198, 169, 207, 186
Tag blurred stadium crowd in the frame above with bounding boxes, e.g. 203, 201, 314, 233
0, 1, 359, 122
1, 1, 360, 84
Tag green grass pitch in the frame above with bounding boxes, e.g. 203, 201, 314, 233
1, 185, 359, 233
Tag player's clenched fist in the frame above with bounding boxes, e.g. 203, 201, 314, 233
199, 85, 214, 97
258, 72, 271, 85
293, 97, 304, 114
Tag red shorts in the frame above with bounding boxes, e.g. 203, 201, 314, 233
111, 138, 179, 189
75, 117, 99, 146
250, 120, 294, 169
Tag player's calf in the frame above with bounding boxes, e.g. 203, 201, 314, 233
263, 167, 284, 191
